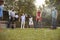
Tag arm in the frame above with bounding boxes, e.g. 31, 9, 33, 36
56, 10, 58, 19
19, 16, 21, 22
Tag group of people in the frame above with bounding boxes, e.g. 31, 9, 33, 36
7, 7, 58, 29
0, 3, 58, 29
7, 9, 34, 29
35, 7, 58, 29
20, 14, 34, 29
7, 9, 19, 29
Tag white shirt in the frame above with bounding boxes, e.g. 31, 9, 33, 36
8, 10, 12, 16
29, 17, 33, 22
15, 15, 19, 18
11, 11, 15, 17
29, 17, 33, 25
8, 10, 12, 19
21, 15, 25, 22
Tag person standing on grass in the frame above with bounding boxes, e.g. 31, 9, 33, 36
7, 9, 12, 28
36, 10, 42, 28
0, 4, 4, 29
21, 13, 26, 29
29, 16, 34, 28
10, 9, 16, 29
51, 7, 58, 29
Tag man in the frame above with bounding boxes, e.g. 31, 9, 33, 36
8, 9, 15, 29
21, 13, 25, 29
11, 10, 16, 29
51, 7, 58, 29
7, 9, 12, 28
0, 0, 4, 30
0, 5, 3, 27
0, 5, 3, 21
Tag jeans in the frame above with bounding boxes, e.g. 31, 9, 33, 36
52, 18, 57, 29
7, 19, 11, 28
34, 20, 42, 28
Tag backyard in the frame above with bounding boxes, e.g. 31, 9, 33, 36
0, 28, 60, 40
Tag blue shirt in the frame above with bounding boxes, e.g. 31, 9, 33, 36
52, 9, 57, 19
0, 6, 3, 17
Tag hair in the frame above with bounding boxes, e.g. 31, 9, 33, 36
0, 0, 4, 5
12, 9, 14, 11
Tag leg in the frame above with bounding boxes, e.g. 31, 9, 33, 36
21, 22, 23, 29
52, 18, 57, 29
35, 20, 38, 28
7, 19, 11, 28
54, 19, 57, 29
0, 17, 2, 29
23, 22, 25, 29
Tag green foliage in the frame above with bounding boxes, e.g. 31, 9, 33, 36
48, 0, 60, 25
49, 0, 60, 11
18, 0, 36, 15
4, 0, 36, 16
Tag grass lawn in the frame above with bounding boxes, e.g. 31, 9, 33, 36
0, 28, 60, 40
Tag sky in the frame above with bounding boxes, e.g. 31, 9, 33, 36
35, 0, 45, 8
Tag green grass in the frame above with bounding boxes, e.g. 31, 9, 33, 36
0, 28, 60, 40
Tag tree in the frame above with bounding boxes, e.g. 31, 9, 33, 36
17, 0, 36, 15
4, 0, 36, 16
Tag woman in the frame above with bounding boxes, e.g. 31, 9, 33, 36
29, 16, 34, 28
